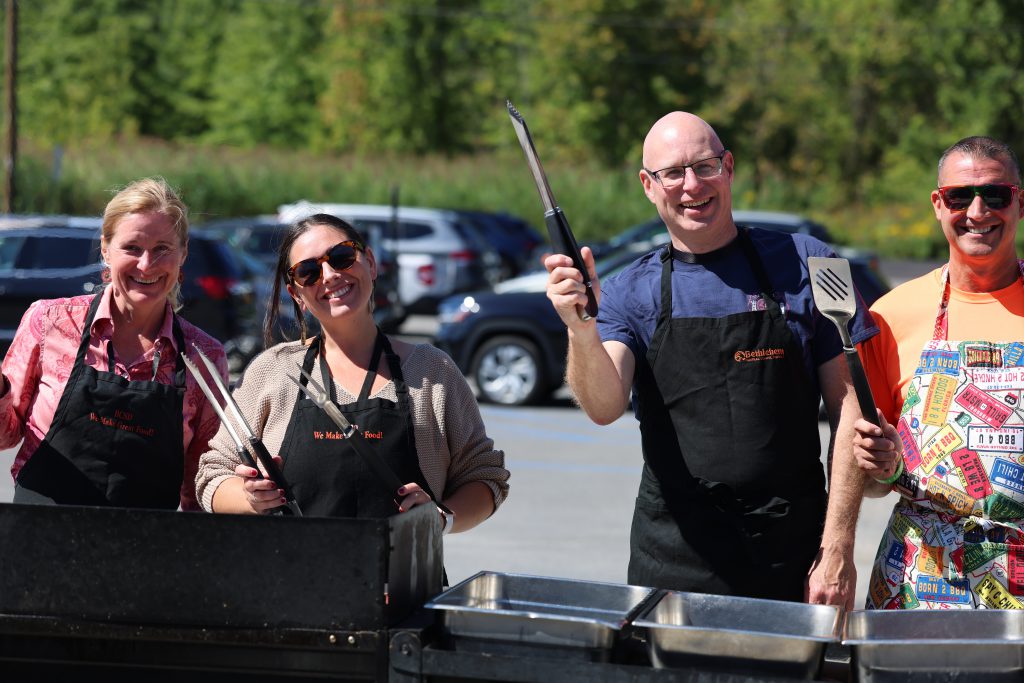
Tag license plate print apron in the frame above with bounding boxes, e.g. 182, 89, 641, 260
867, 262, 1024, 609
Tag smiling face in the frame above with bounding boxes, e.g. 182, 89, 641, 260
285, 223, 376, 326
101, 211, 187, 318
640, 112, 735, 253
932, 151, 1024, 272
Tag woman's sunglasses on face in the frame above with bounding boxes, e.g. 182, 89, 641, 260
287, 240, 364, 287
937, 183, 1019, 212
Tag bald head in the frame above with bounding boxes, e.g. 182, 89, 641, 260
642, 112, 724, 170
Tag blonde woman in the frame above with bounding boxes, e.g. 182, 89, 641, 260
0, 178, 227, 510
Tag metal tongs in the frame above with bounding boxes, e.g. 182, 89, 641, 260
286, 363, 404, 509
181, 345, 303, 516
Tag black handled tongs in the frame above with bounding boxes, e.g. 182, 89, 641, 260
181, 345, 303, 517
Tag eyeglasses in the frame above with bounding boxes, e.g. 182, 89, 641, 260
645, 153, 728, 189
937, 183, 1019, 212
287, 240, 364, 286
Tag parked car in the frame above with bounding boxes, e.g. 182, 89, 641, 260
200, 214, 406, 334
435, 211, 890, 406
278, 202, 494, 314
589, 211, 889, 305
454, 210, 545, 277
0, 216, 260, 374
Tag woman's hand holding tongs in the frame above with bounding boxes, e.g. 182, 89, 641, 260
397, 482, 435, 513
236, 454, 289, 514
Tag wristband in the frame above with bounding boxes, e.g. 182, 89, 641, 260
438, 504, 455, 535
874, 458, 904, 485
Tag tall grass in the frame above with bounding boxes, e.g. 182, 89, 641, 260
11, 137, 971, 259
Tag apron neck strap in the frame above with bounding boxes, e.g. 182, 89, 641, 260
80, 292, 186, 386
932, 259, 1024, 340
309, 329, 407, 404
658, 227, 781, 324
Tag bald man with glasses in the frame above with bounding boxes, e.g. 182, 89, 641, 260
544, 111, 877, 609
853, 136, 1024, 610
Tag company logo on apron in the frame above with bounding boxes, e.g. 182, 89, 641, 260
309, 423, 358, 440
733, 347, 786, 362
89, 410, 156, 438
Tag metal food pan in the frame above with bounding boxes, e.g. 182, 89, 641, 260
632, 591, 840, 679
424, 571, 656, 657
844, 610, 1024, 682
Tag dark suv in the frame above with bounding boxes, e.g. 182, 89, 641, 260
436, 211, 890, 406
0, 216, 259, 373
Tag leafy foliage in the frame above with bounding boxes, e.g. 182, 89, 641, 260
4, 0, 1024, 258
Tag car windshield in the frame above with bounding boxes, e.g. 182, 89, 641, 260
7, 235, 98, 270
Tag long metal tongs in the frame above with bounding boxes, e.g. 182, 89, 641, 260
286, 364, 404, 508
182, 345, 303, 516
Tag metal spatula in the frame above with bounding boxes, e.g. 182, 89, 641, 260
808, 256, 879, 427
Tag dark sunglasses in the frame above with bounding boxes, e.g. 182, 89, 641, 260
937, 183, 1019, 212
287, 240, 364, 286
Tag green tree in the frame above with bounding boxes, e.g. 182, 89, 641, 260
204, 0, 327, 147
520, 0, 716, 166
317, 0, 512, 155
15, 0, 155, 144
140, 0, 237, 140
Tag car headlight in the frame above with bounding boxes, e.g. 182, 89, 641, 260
438, 296, 481, 325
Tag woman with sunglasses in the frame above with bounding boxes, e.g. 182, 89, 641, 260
195, 214, 508, 532
0, 178, 229, 510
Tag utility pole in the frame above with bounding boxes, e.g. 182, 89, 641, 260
3, 0, 16, 214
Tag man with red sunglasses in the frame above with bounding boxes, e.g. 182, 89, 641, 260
854, 136, 1024, 609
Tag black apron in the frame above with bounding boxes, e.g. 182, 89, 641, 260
627, 229, 827, 601
15, 292, 187, 509
279, 332, 432, 518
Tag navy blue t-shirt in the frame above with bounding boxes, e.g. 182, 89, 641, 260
598, 228, 879, 417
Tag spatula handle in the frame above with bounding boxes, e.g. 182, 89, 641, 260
844, 348, 879, 427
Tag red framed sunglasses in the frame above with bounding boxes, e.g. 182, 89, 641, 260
287, 240, 364, 286
937, 183, 1019, 212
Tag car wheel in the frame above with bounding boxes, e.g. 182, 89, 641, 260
471, 335, 548, 406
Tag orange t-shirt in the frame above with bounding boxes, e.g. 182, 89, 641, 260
860, 266, 1024, 424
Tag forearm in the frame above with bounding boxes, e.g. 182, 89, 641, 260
442, 481, 495, 533
565, 328, 629, 425
209, 475, 256, 514
863, 477, 894, 498
821, 412, 865, 556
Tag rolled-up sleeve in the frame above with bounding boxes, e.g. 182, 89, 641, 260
0, 301, 46, 449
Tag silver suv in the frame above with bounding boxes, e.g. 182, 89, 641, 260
277, 202, 494, 313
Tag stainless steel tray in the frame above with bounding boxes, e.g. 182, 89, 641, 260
425, 571, 656, 657
844, 610, 1024, 682
632, 591, 840, 679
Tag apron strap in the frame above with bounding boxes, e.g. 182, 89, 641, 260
932, 259, 1024, 340
735, 227, 783, 315
295, 337, 321, 402
86, 290, 187, 386
658, 227, 783, 324
356, 331, 387, 402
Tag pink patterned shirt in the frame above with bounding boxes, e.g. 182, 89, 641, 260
0, 288, 228, 510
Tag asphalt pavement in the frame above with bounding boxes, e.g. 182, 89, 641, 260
0, 257, 942, 607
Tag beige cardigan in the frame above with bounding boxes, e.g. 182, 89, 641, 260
195, 339, 509, 512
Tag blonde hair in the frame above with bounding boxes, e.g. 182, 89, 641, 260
102, 177, 190, 310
